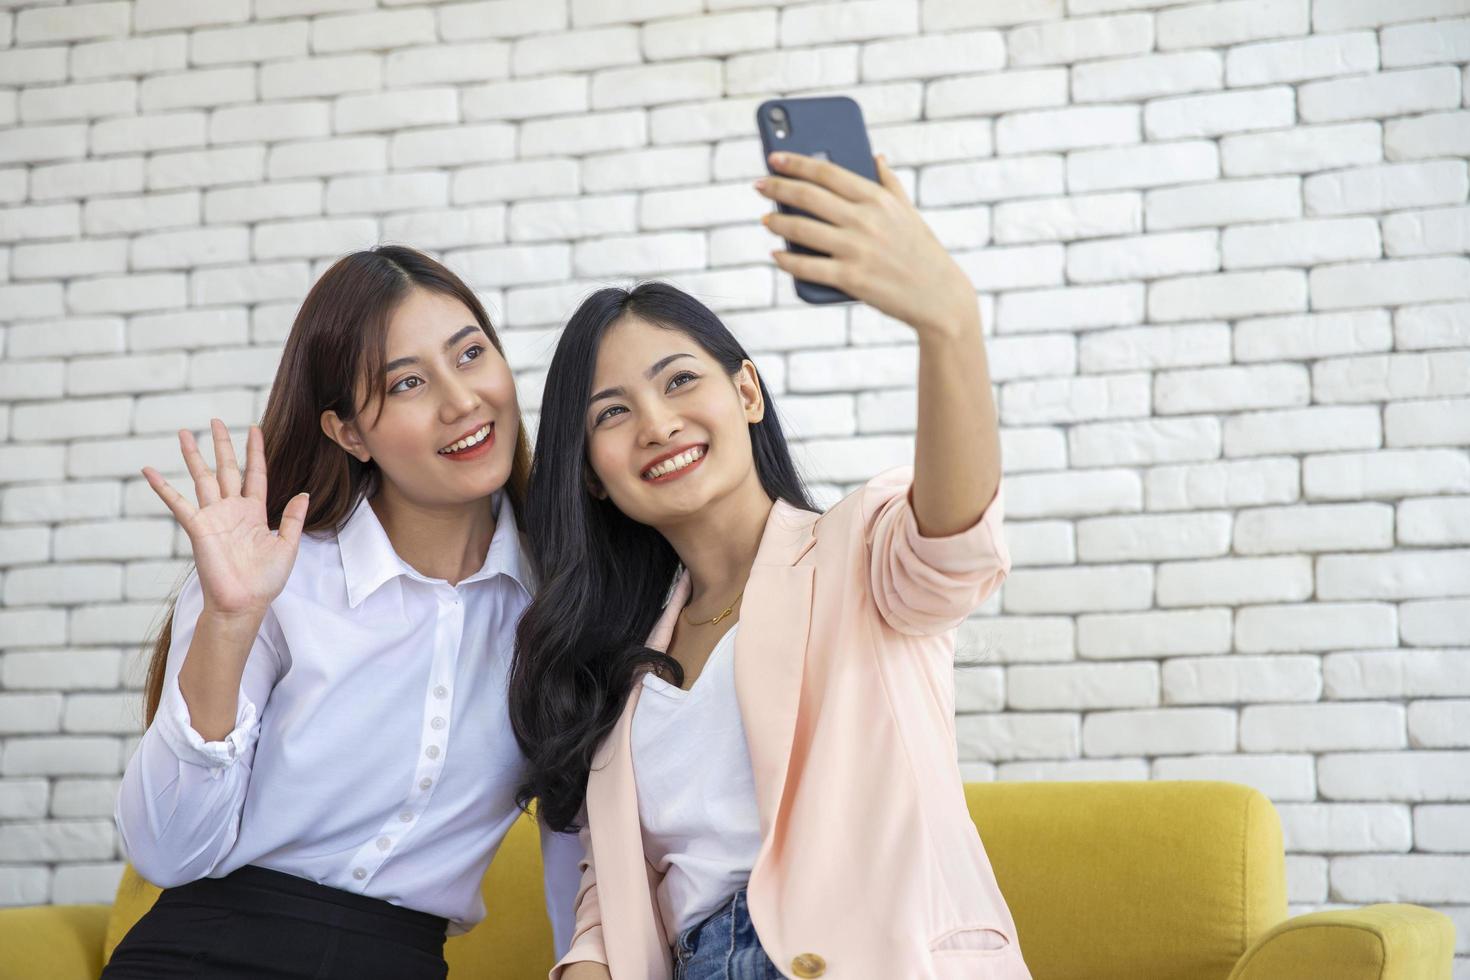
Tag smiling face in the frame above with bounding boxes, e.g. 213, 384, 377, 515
322, 287, 520, 510
584, 315, 765, 530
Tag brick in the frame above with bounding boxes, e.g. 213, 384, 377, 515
956, 713, 1079, 763
1415, 805, 1470, 852
204, 181, 321, 223
1279, 803, 1413, 853
435, 0, 568, 41
1007, 662, 1158, 711
1314, 350, 1470, 404
725, 46, 859, 96
0, 694, 64, 735
0, 124, 87, 165
260, 54, 381, 99
254, 218, 377, 261
1154, 754, 1316, 801
1226, 31, 1379, 86
1325, 649, 1470, 700
1152, 365, 1305, 417
11, 240, 127, 280
1073, 51, 1221, 103
310, 9, 436, 54
268, 136, 386, 180
1299, 66, 1461, 123
18, 80, 136, 124
642, 10, 776, 59
509, 195, 637, 242
862, 29, 1002, 82
148, 147, 264, 191
1409, 700, 1470, 749
325, 174, 448, 216
1400, 498, 1470, 547
1144, 87, 1295, 140
1395, 302, 1470, 351
1306, 449, 1470, 501
1068, 141, 1218, 193
52, 863, 125, 904
1001, 373, 1149, 426
1314, 0, 1470, 30
1077, 509, 1230, 561
1223, 218, 1380, 270
92, 112, 206, 156
381, 206, 505, 251
1312, 258, 1470, 311
1, 737, 120, 777
1224, 406, 1382, 459
1146, 176, 1301, 232
1147, 459, 1301, 514
1007, 13, 1151, 66
0, 47, 68, 87
1005, 469, 1142, 519
15, 3, 130, 44
1244, 702, 1405, 752
68, 275, 188, 315
1332, 855, 1470, 903
1084, 708, 1236, 757
134, 0, 248, 31
1382, 18, 1470, 68
1234, 602, 1393, 655
1235, 310, 1392, 364
1078, 608, 1232, 659
780, 0, 917, 45
1068, 230, 1217, 284
389, 124, 514, 170
31, 157, 144, 202
921, 156, 1064, 206
191, 263, 308, 307
963, 616, 1073, 665
335, 89, 457, 135
992, 191, 1139, 244
1401, 599, 1470, 646
463, 75, 588, 122
1383, 205, 1470, 258
1164, 656, 1321, 705
190, 22, 310, 65
995, 105, 1138, 155
521, 110, 646, 158
1003, 565, 1153, 615
131, 227, 249, 270
512, 26, 640, 76
0, 820, 115, 861
927, 68, 1066, 118
139, 67, 254, 112
1319, 550, 1470, 601
210, 102, 330, 146
84, 191, 198, 235
1070, 417, 1221, 469
1079, 323, 1232, 373
1157, 0, 1309, 50
1149, 270, 1306, 322
1159, 554, 1313, 607
130, 308, 249, 351
1221, 122, 1381, 178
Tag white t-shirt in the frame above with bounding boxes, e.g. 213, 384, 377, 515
631, 624, 763, 941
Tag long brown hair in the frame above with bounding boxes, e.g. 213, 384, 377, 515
141, 245, 532, 725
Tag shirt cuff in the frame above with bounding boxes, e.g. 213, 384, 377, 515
900, 477, 1011, 575
154, 675, 259, 773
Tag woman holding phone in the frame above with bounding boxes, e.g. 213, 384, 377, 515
509, 152, 1031, 980
105, 246, 578, 980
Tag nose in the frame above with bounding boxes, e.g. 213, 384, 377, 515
637, 402, 682, 448
439, 373, 480, 422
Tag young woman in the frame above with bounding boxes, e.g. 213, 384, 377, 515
106, 246, 578, 980
509, 153, 1030, 980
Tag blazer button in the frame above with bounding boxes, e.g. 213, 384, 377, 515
791, 952, 826, 977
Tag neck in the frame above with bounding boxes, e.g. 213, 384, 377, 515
658, 469, 773, 615
370, 483, 498, 586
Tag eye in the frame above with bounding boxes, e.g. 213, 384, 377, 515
593, 405, 626, 426
459, 344, 484, 365
667, 370, 698, 391
389, 376, 423, 394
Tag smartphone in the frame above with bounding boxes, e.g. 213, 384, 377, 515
756, 95, 878, 305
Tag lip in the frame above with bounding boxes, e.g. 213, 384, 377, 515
641, 443, 707, 483
438, 421, 494, 463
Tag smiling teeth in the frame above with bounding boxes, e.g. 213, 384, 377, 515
439, 423, 491, 455
644, 446, 705, 479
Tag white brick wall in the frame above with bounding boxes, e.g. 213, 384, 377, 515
0, 1, 1467, 967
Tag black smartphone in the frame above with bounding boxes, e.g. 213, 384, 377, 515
755, 95, 878, 305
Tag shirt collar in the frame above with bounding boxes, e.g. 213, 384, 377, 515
337, 490, 530, 609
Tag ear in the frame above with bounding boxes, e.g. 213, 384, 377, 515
585, 470, 608, 501
321, 410, 372, 463
736, 359, 765, 425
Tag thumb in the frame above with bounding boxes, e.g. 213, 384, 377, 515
278, 492, 310, 550
875, 154, 909, 203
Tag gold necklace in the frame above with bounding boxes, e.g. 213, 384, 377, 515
684, 589, 743, 627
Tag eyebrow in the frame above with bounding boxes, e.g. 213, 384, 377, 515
384, 325, 485, 374
588, 353, 696, 406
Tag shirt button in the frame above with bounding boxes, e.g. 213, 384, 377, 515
434, 686, 448, 699
425, 745, 440, 759
377, 837, 390, 851
419, 777, 433, 790
399, 811, 413, 823
430, 717, 446, 731
791, 953, 826, 978
352, 868, 367, 881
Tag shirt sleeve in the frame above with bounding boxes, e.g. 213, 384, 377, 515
538, 816, 586, 961
860, 466, 1011, 637
548, 819, 609, 979
114, 569, 285, 888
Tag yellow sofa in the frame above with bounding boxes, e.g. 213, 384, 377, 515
0, 781, 1454, 979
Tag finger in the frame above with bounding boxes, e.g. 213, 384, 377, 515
771, 249, 846, 291
243, 425, 267, 500
756, 175, 855, 228
769, 151, 878, 204
762, 211, 852, 257
875, 154, 911, 205
179, 429, 220, 507
277, 492, 310, 551
142, 467, 198, 525
211, 419, 242, 499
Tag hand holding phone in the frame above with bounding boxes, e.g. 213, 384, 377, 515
754, 100, 979, 336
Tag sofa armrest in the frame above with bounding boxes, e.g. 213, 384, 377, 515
0, 903, 110, 980
1227, 903, 1455, 980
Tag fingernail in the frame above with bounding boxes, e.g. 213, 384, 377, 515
760, 213, 771, 226
770, 152, 785, 166
754, 178, 767, 190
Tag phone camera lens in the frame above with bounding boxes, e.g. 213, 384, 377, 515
769, 105, 789, 139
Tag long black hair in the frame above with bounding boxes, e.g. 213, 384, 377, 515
509, 282, 817, 832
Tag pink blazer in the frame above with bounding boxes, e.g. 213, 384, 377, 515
552, 468, 1031, 980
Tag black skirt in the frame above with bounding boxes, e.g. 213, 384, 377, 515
100, 865, 449, 980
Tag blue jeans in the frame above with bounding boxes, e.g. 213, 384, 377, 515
674, 889, 784, 980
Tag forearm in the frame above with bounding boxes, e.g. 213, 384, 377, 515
177, 608, 263, 740
911, 301, 1002, 537
560, 963, 612, 980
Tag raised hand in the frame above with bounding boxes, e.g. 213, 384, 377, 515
756, 151, 980, 340
143, 419, 309, 620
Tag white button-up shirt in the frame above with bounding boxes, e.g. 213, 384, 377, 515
115, 491, 579, 946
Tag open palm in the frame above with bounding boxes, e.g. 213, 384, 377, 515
143, 419, 309, 619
